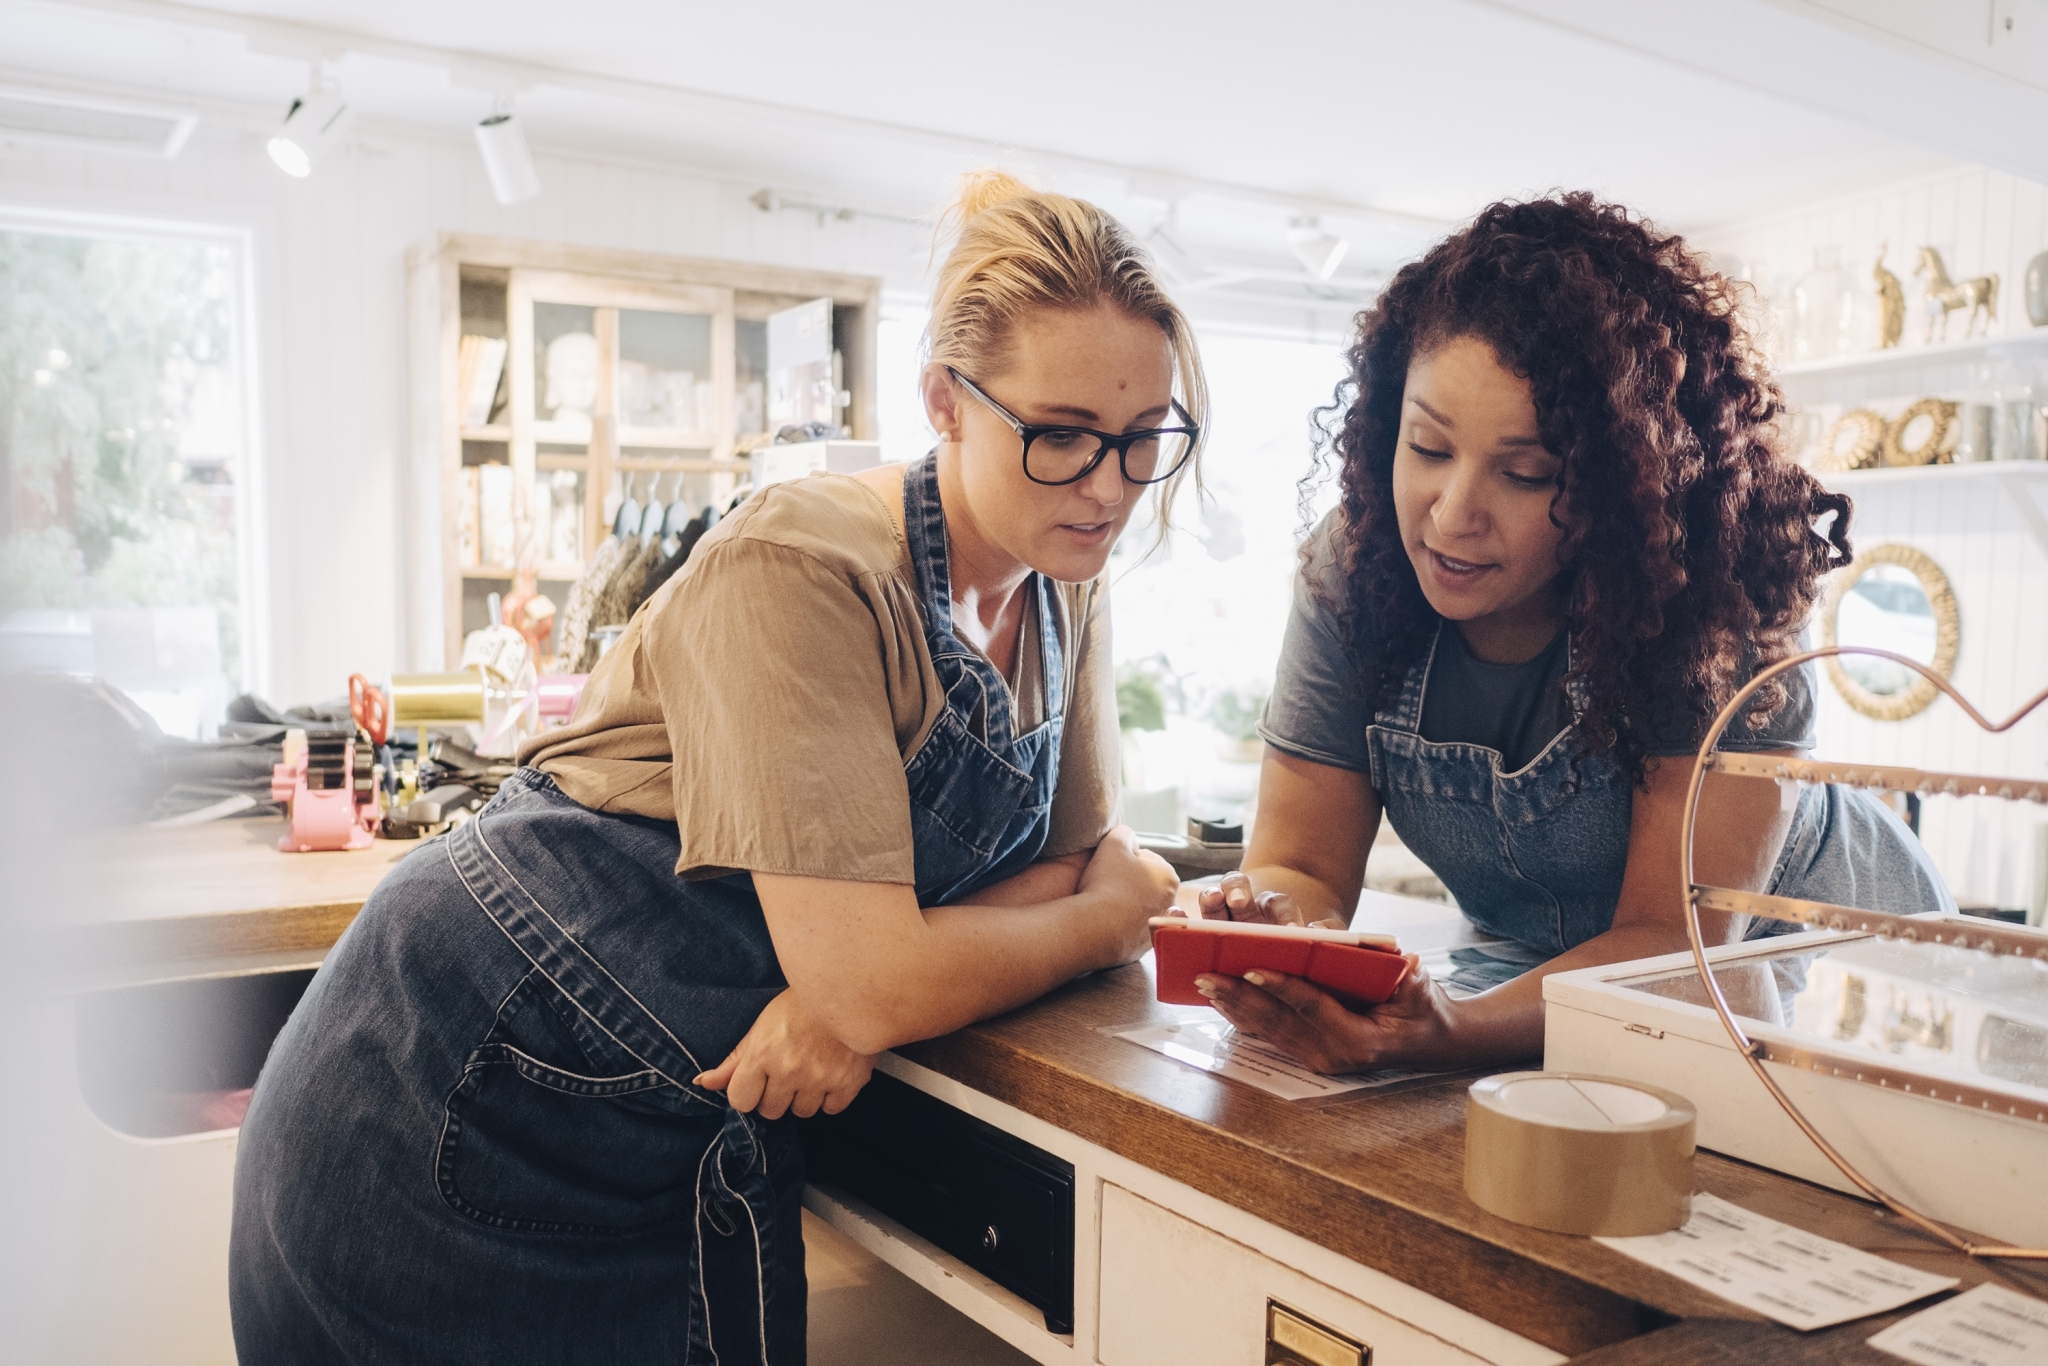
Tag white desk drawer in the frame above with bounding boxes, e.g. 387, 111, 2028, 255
1098, 1182, 1488, 1366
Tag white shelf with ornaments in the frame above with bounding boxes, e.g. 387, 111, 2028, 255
1778, 285, 2048, 489
1775, 326, 2048, 381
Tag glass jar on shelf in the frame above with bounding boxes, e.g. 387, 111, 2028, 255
1791, 246, 1857, 362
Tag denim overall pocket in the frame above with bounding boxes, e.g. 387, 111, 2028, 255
436, 970, 720, 1237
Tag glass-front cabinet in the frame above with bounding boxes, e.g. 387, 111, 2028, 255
508, 272, 737, 583
411, 235, 879, 667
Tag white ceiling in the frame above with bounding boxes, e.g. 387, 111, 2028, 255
0, 0, 1986, 281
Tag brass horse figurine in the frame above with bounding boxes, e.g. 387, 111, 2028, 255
1913, 246, 1998, 343
1873, 244, 1905, 349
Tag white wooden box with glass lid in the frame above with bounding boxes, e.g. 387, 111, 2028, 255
406, 234, 879, 670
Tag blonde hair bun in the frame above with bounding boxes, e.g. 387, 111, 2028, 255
944, 169, 1037, 229
924, 168, 1209, 528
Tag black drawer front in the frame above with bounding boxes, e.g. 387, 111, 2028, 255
803, 1072, 1075, 1333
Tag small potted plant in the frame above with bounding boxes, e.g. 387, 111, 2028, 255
1207, 684, 1268, 765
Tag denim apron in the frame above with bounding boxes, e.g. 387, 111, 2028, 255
1369, 624, 1952, 971
231, 455, 1064, 1365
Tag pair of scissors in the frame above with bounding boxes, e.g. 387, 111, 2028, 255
349, 673, 390, 746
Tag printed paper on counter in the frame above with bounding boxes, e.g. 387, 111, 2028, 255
1596, 1193, 1957, 1331
1868, 1284, 2048, 1366
1106, 1012, 1429, 1102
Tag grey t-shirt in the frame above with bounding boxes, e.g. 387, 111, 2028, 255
1260, 516, 1817, 773
1419, 624, 1572, 772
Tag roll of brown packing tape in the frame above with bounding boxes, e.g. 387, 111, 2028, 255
1465, 1071, 1695, 1237
389, 670, 487, 726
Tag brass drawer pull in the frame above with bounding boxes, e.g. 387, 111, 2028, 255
1266, 1300, 1368, 1366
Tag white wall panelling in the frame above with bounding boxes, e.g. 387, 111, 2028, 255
1812, 468, 2048, 913
1695, 170, 2048, 916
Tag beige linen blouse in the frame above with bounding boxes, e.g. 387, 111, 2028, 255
520, 471, 1118, 885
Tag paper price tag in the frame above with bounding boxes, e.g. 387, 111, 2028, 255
1868, 1284, 2048, 1366
1597, 1194, 1957, 1331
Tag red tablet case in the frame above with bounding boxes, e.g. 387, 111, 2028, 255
1151, 921, 1410, 1010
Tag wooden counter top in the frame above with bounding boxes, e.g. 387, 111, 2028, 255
49, 826, 2048, 1360
41, 816, 410, 989
897, 907, 2048, 1361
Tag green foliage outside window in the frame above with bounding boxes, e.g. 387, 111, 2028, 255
0, 230, 243, 681
1116, 655, 1182, 734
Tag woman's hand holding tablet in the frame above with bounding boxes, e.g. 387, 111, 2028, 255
1150, 917, 1409, 1010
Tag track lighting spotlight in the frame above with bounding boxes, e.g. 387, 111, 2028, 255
1286, 216, 1350, 281
266, 83, 350, 179
475, 108, 540, 205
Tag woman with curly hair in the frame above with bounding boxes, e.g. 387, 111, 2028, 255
1192, 192, 1950, 1072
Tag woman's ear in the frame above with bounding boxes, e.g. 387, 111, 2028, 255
921, 362, 963, 442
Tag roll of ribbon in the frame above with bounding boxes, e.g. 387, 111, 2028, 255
1465, 1071, 1695, 1237
389, 670, 487, 726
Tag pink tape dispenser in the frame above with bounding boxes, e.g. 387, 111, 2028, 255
271, 727, 380, 852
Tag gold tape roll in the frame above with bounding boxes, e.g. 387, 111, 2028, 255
389, 670, 487, 726
1465, 1071, 1695, 1237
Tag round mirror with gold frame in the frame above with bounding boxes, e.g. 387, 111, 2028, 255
1819, 543, 1959, 720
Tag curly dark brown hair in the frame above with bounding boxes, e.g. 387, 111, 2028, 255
1308, 192, 1851, 780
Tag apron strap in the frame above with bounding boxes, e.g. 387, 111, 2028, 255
902, 453, 955, 636
450, 809, 781, 1364
446, 811, 717, 1099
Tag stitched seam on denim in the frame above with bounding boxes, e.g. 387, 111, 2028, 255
732, 1126, 769, 1364
1492, 723, 1576, 781
1390, 623, 1441, 732
905, 455, 1035, 757
902, 724, 1036, 855
434, 1063, 693, 1237
1372, 733, 1495, 800
491, 971, 633, 1085
700, 1115, 770, 1366
907, 706, 1036, 788
475, 823, 716, 1097
1041, 573, 1068, 719
446, 817, 709, 1100
695, 1138, 724, 1365
469, 1042, 672, 1094
1489, 797, 1566, 947
445, 825, 674, 1086
903, 454, 952, 635
470, 815, 713, 1087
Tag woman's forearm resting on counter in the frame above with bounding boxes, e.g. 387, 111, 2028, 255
756, 830, 1172, 1057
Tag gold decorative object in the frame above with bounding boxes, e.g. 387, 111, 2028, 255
1914, 246, 2000, 343
1873, 244, 1905, 349
1819, 542, 1960, 721
1882, 397, 1958, 467
1816, 409, 1886, 472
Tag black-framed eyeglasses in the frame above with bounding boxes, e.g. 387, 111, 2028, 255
947, 366, 1199, 487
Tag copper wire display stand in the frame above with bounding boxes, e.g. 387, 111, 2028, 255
1679, 645, 2048, 1261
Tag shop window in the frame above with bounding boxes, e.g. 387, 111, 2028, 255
0, 221, 254, 738
1110, 333, 1345, 834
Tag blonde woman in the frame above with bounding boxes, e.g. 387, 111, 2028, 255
230, 173, 1201, 1366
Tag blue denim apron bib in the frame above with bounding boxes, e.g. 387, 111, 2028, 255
1369, 624, 1951, 963
231, 455, 1063, 1365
